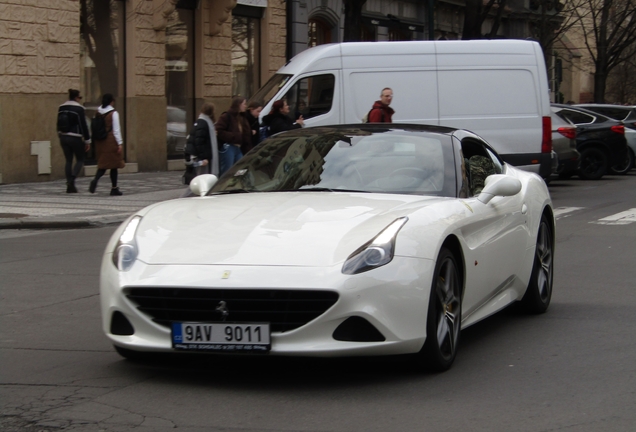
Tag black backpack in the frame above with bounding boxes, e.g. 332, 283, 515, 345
57, 110, 72, 133
91, 112, 111, 140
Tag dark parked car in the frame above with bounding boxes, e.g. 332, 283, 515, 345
575, 104, 636, 173
551, 104, 628, 180
550, 111, 579, 176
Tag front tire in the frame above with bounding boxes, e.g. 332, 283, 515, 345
419, 248, 462, 372
520, 215, 553, 314
578, 147, 607, 180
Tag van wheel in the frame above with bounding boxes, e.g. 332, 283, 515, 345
578, 147, 607, 180
608, 148, 634, 175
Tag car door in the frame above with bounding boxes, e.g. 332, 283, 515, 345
458, 139, 529, 317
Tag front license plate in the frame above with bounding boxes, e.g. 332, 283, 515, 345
171, 322, 270, 352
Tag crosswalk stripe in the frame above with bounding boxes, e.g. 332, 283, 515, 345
591, 208, 636, 225
554, 207, 584, 219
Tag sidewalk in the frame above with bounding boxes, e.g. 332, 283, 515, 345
0, 171, 187, 229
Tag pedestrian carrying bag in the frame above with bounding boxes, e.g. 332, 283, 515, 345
91, 112, 111, 140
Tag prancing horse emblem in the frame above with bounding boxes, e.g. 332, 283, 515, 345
216, 301, 229, 321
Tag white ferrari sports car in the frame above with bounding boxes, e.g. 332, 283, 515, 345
100, 124, 555, 371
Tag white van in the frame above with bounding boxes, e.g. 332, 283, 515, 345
253, 40, 553, 178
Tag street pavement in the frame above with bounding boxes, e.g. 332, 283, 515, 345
0, 171, 187, 229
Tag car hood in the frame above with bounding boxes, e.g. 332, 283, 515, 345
134, 192, 444, 266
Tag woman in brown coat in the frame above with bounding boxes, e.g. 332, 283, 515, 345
89, 93, 125, 196
215, 96, 251, 175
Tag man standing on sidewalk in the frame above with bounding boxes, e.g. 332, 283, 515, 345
368, 88, 395, 123
57, 89, 91, 193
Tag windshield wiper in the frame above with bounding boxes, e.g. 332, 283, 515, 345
210, 189, 255, 195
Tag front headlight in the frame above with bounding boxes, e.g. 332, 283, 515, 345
342, 217, 408, 275
112, 215, 142, 271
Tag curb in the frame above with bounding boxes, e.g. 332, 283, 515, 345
0, 218, 123, 230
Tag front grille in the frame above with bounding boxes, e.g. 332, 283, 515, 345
125, 288, 339, 333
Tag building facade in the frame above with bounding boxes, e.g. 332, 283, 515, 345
0, 0, 287, 184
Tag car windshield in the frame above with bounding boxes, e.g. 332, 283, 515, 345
250, 74, 292, 108
210, 127, 456, 197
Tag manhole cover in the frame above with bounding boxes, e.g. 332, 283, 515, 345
0, 213, 28, 218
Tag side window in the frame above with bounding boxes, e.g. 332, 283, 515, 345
283, 74, 335, 120
461, 138, 498, 196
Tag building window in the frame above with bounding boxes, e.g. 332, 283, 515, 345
308, 18, 332, 47
232, 6, 262, 100
80, 0, 126, 162
360, 22, 376, 41
165, 7, 195, 159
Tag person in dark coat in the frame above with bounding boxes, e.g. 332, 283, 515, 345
243, 100, 263, 153
215, 96, 252, 175
89, 94, 125, 196
57, 89, 91, 193
261, 99, 304, 136
191, 102, 219, 176
368, 87, 395, 123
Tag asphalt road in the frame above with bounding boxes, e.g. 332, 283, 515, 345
1, 173, 635, 432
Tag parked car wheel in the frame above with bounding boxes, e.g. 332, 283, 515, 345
578, 147, 608, 180
520, 214, 553, 314
608, 148, 635, 175
420, 247, 462, 372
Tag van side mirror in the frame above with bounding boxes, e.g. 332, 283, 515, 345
477, 174, 522, 204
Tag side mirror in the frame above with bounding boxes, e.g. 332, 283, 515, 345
477, 174, 522, 204
189, 174, 218, 197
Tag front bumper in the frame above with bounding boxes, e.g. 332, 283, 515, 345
100, 255, 434, 357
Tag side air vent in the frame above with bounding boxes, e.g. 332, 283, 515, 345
333, 316, 385, 342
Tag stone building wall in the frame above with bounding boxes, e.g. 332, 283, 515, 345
0, 0, 80, 184
0, 0, 288, 184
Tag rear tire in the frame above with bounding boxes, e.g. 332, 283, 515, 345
419, 248, 462, 372
578, 147, 607, 180
520, 215, 553, 314
608, 148, 634, 175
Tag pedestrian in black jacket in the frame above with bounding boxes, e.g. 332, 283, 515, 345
57, 89, 91, 193
261, 99, 304, 136
243, 100, 263, 153
193, 103, 219, 176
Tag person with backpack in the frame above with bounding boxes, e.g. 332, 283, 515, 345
57, 89, 91, 193
89, 93, 125, 196
215, 96, 252, 175
367, 87, 395, 123
261, 99, 304, 138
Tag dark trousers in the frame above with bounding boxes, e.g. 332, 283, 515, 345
59, 135, 86, 183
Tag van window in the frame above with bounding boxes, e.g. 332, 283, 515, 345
251, 74, 292, 107
283, 74, 335, 120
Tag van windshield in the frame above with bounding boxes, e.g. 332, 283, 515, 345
250, 74, 292, 107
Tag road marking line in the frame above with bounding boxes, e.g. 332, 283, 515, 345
591, 208, 636, 225
554, 207, 584, 219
